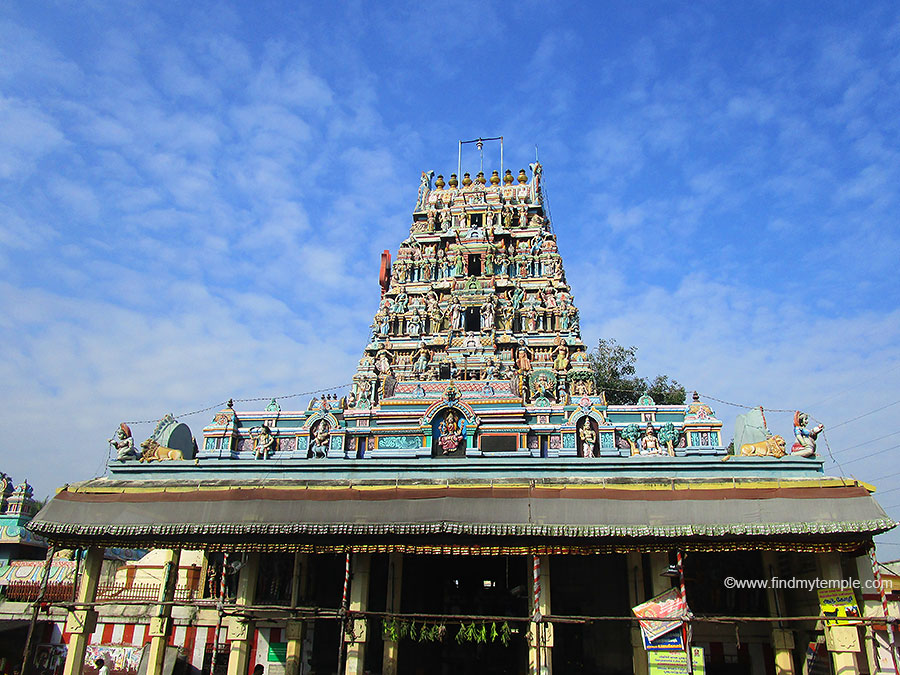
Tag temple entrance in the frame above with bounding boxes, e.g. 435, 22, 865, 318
551, 555, 633, 674
398, 555, 528, 675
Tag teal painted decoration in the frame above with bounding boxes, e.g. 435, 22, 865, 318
379, 436, 421, 450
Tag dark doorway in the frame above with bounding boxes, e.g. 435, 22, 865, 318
399, 555, 528, 675
465, 308, 480, 332
468, 254, 482, 276
551, 555, 633, 674
304, 554, 345, 674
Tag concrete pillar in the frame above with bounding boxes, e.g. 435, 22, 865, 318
62, 547, 104, 675
284, 553, 309, 675
528, 555, 552, 675
382, 553, 403, 675
762, 551, 795, 675
146, 549, 181, 675
344, 553, 371, 675
818, 552, 861, 675
226, 552, 260, 675
626, 553, 649, 675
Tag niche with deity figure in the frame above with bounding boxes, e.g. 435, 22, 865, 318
576, 417, 600, 458
431, 409, 467, 458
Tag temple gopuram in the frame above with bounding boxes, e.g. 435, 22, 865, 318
25, 160, 897, 675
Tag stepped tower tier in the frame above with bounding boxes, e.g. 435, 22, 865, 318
353, 163, 591, 413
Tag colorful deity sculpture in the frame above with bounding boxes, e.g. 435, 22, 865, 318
109, 423, 137, 461
252, 425, 276, 459
438, 411, 465, 455
310, 420, 330, 458
579, 423, 598, 458
792, 411, 824, 458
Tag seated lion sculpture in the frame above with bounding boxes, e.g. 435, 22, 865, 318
139, 439, 184, 462
723, 435, 787, 460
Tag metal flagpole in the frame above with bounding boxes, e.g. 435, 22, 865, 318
677, 551, 693, 674
869, 548, 900, 674
209, 553, 227, 675
532, 555, 542, 675
337, 552, 351, 674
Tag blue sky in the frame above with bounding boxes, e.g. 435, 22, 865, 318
2, 2, 900, 549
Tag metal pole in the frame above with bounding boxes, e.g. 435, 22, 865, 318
337, 552, 351, 675
500, 136, 504, 179
21, 546, 55, 675
677, 551, 692, 674
869, 548, 900, 674
457, 142, 462, 183
209, 552, 227, 675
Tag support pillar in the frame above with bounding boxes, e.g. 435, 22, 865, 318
226, 553, 260, 675
284, 553, 308, 675
344, 553, 371, 675
61, 547, 104, 675
382, 553, 403, 675
528, 555, 552, 675
762, 552, 795, 675
146, 549, 181, 675
626, 553, 649, 675
818, 553, 861, 675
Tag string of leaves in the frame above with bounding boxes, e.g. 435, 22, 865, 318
381, 618, 513, 646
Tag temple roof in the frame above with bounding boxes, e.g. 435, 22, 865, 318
29, 476, 893, 553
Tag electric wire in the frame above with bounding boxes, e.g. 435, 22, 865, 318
123, 383, 352, 425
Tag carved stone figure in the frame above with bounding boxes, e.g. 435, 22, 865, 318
252, 425, 276, 459
541, 285, 557, 309
413, 344, 430, 377
499, 302, 514, 332
109, 423, 137, 461
408, 310, 422, 337
375, 348, 393, 374
725, 435, 787, 460
484, 248, 495, 276
553, 344, 569, 372
310, 420, 330, 458
453, 249, 466, 277
438, 410, 465, 455
579, 424, 597, 458
792, 411, 824, 458
530, 161, 542, 200
391, 292, 408, 314
516, 341, 533, 372
415, 170, 434, 211
449, 297, 464, 331
139, 439, 184, 462
480, 297, 495, 331
512, 283, 525, 310
640, 424, 666, 456
378, 312, 391, 336
527, 305, 539, 332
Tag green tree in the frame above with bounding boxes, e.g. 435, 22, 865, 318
587, 338, 686, 405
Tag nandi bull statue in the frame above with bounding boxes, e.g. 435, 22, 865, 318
792, 411, 824, 458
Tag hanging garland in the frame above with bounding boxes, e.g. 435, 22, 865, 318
381, 618, 514, 646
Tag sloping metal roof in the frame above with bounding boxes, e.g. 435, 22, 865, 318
27, 477, 894, 552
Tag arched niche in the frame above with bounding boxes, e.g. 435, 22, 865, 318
576, 416, 600, 458
431, 407, 468, 458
